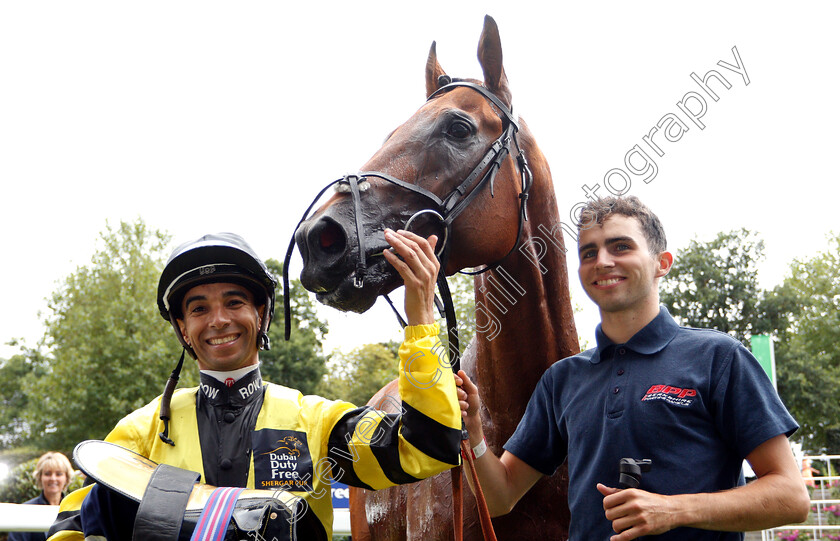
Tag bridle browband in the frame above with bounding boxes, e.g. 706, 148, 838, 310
283, 78, 533, 374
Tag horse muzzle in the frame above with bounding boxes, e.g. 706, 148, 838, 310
295, 213, 396, 313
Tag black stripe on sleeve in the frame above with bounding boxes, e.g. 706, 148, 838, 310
48, 512, 84, 537
327, 407, 375, 490
328, 406, 422, 486
400, 401, 461, 466
367, 414, 421, 485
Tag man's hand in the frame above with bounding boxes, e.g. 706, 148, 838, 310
597, 483, 673, 540
383, 228, 439, 326
454, 370, 483, 441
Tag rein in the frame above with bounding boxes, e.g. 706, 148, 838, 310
283, 80, 531, 541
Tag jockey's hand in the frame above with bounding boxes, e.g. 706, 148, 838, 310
454, 370, 484, 441
383, 228, 439, 326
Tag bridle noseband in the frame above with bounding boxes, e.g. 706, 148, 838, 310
283, 79, 533, 373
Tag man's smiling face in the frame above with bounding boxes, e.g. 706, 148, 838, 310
177, 282, 264, 372
577, 215, 666, 315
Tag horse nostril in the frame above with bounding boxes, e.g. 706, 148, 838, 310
312, 217, 346, 256
319, 222, 343, 252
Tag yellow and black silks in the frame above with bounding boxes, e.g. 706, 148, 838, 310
48, 323, 460, 540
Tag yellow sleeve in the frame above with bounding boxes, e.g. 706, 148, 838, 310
325, 322, 461, 489
46, 484, 93, 541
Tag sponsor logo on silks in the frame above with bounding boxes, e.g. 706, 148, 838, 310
641, 384, 698, 407
252, 429, 314, 492
224, 377, 235, 388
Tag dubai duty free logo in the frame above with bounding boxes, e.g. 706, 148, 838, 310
253, 429, 314, 491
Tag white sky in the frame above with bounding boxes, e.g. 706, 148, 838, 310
1, 1, 838, 360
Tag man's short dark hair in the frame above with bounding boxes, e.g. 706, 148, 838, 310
577, 196, 667, 254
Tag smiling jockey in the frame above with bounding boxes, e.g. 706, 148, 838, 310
48, 230, 460, 540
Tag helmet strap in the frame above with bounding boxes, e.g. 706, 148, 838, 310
159, 348, 186, 447
258, 305, 271, 351
258, 328, 271, 351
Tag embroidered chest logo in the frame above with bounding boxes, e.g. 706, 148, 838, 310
641, 384, 698, 407
265, 435, 304, 457
252, 429, 313, 492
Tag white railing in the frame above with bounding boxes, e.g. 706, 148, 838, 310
761, 454, 840, 541
0, 502, 59, 532
0, 504, 351, 537
2, 457, 835, 539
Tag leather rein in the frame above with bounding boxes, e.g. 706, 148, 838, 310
283, 79, 534, 541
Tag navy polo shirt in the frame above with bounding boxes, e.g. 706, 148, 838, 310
505, 306, 797, 540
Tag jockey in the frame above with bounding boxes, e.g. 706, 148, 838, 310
48, 230, 460, 540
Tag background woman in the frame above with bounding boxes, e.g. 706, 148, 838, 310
8, 452, 74, 541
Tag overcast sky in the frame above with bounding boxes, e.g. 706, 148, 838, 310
1, 1, 838, 360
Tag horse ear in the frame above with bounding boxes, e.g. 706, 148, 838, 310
425, 41, 449, 98
477, 15, 512, 110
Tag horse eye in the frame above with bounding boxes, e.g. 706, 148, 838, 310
446, 121, 472, 139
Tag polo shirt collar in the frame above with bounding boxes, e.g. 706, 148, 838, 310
588, 306, 679, 364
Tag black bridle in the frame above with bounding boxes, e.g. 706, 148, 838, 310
283, 78, 533, 373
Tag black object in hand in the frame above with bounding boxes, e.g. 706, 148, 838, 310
619, 458, 652, 489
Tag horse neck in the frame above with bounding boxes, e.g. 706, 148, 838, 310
471, 156, 580, 439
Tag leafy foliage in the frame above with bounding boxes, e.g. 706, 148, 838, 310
318, 342, 400, 406
259, 259, 328, 395
23, 220, 184, 451
660, 229, 772, 346
661, 229, 840, 453
442, 272, 477, 351
775, 233, 840, 453
314, 272, 474, 407
0, 348, 48, 449
3, 223, 330, 455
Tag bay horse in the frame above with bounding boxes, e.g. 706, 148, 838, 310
293, 15, 580, 540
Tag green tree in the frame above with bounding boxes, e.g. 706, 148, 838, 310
318, 342, 400, 405
260, 259, 328, 395
24, 220, 186, 451
23, 229, 331, 451
661, 229, 840, 452
432, 271, 477, 361
661, 229, 779, 346
0, 346, 48, 449
775, 233, 840, 453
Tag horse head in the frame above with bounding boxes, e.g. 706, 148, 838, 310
293, 16, 575, 540
294, 15, 529, 315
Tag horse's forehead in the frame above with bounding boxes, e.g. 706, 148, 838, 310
380, 90, 502, 149
419, 86, 502, 123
